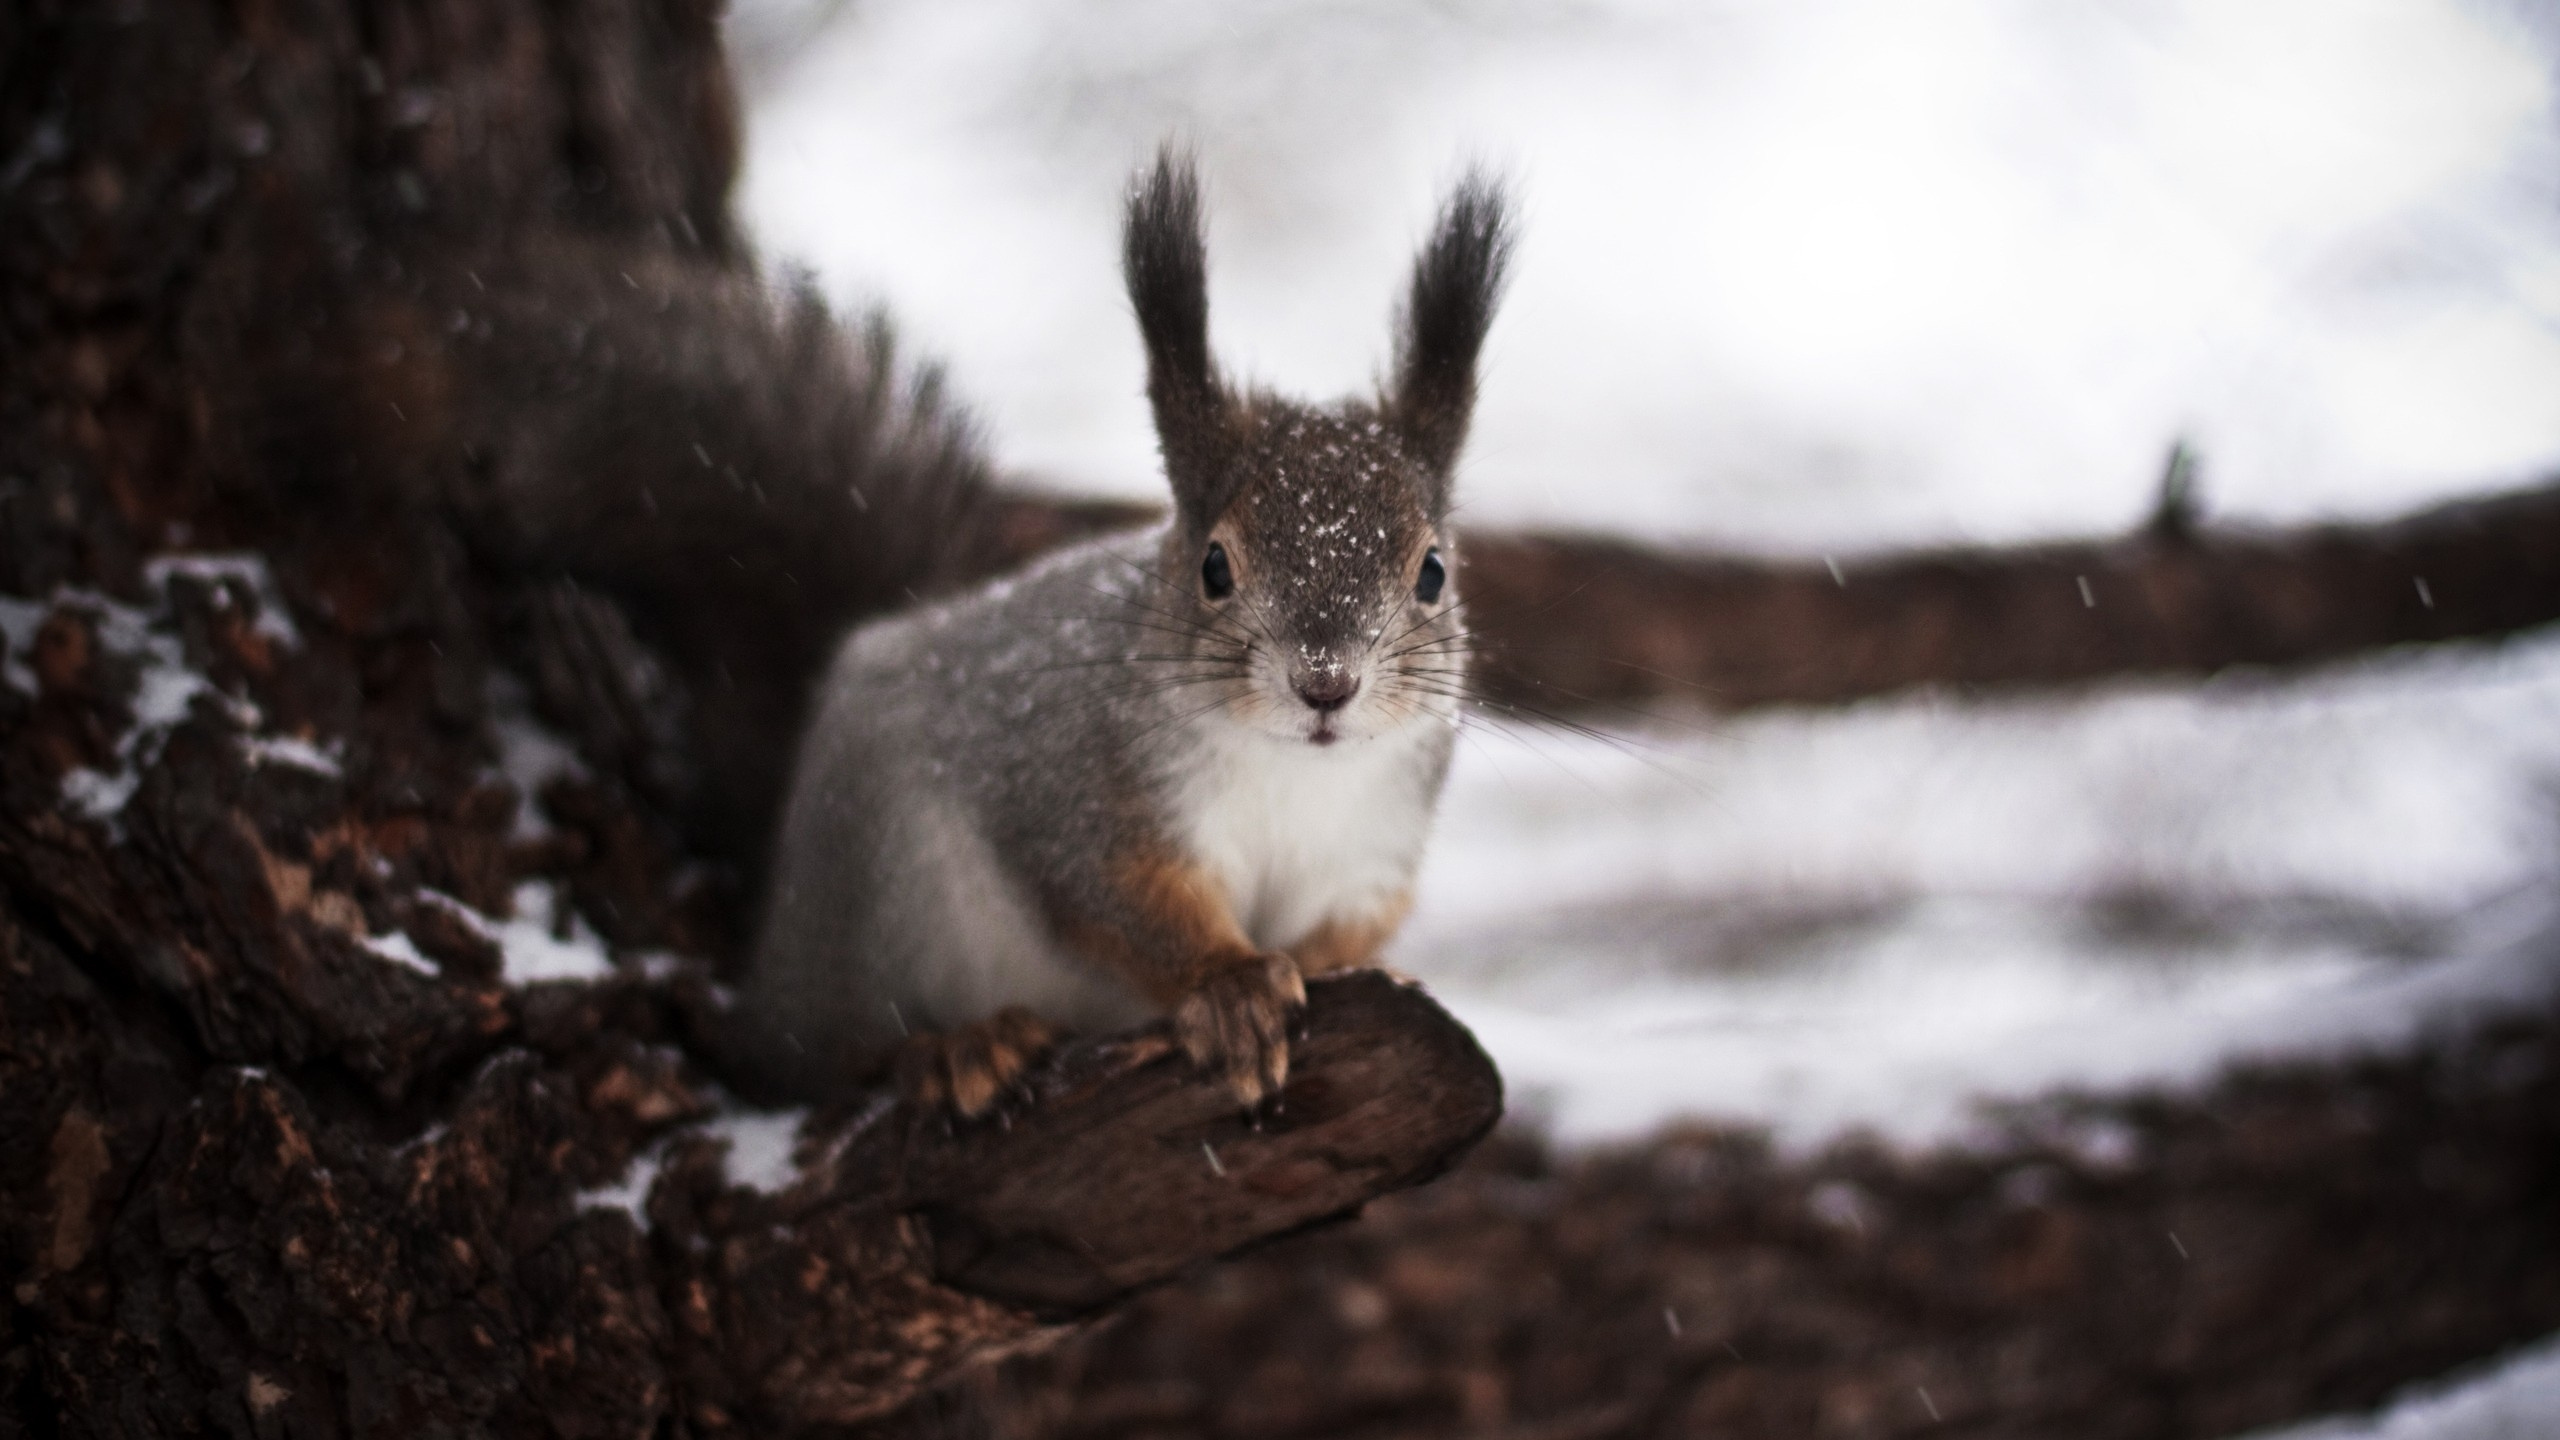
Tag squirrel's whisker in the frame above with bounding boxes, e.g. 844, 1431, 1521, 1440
993, 649, 1247, 679
1368, 588, 1478, 660
1067, 610, 1254, 654
1390, 677, 1707, 790
1078, 588, 1259, 651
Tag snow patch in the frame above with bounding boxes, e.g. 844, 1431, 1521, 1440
2236, 1332, 2560, 1440
486, 672, 590, 841
413, 889, 495, 937
55, 591, 219, 822
141, 553, 301, 646
580, 1147, 664, 1221
132, 661, 210, 730
492, 880, 614, 984
239, 734, 343, 776
419, 882, 616, 985
0, 594, 45, 694
361, 929, 439, 977
576, 1108, 817, 1220
1402, 630, 2560, 1148
631, 950, 691, 983
57, 766, 142, 819
5, 574, 304, 823
704, 1109, 812, 1193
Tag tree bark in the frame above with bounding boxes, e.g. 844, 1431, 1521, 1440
0, 5, 1499, 1435
0, 839, 1494, 1436
963, 999, 2560, 1440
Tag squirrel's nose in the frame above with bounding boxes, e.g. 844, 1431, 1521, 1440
1294, 671, 1359, 713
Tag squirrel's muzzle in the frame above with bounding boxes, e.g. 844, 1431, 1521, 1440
1292, 667, 1359, 713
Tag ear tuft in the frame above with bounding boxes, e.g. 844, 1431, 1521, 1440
1389, 169, 1515, 495
1124, 147, 1232, 527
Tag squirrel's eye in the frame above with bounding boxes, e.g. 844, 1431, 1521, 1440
1201, 542, 1235, 600
1415, 547, 1446, 604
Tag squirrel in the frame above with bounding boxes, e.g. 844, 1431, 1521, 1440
731, 150, 1514, 1112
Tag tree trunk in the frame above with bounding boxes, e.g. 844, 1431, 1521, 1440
0, 5, 1498, 1435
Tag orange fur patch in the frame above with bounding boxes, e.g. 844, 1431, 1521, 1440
1290, 891, 1413, 976
1057, 846, 1258, 1005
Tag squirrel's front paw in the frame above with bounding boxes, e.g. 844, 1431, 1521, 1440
894, 1006, 1056, 1120
1173, 952, 1308, 1108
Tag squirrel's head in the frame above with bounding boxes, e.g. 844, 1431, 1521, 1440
1123, 149, 1512, 747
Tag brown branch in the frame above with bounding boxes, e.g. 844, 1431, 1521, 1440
966, 998, 2560, 1440
1, 818, 1497, 1436
1461, 479, 2560, 712
985, 479, 2560, 717
663, 972, 1499, 1431
899, 974, 1500, 1317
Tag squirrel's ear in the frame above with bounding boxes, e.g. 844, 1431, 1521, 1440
1124, 147, 1235, 529
1387, 169, 1514, 505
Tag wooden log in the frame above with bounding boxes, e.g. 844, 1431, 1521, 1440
654, 974, 1499, 1430
972, 999, 2560, 1440
901, 973, 1501, 1317
1457, 478, 2560, 714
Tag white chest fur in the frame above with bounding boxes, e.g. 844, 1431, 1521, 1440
1165, 718, 1444, 951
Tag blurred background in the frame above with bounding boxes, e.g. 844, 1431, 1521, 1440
723, 0, 2560, 1155
734, 0, 2560, 543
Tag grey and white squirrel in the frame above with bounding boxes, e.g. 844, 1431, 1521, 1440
731, 150, 1515, 1111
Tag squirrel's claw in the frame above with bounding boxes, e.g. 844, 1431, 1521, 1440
1173, 952, 1307, 1108
894, 1006, 1056, 1121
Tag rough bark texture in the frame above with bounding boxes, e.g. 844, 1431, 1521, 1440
0, 4, 1501, 1435
4, 0, 996, 877
0, 834, 1496, 1436
928, 998, 2560, 1440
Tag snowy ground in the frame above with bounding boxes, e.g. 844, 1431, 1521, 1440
1403, 629, 2560, 1147
2243, 1334, 2560, 1440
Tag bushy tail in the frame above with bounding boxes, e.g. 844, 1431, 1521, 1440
444, 247, 995, 862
